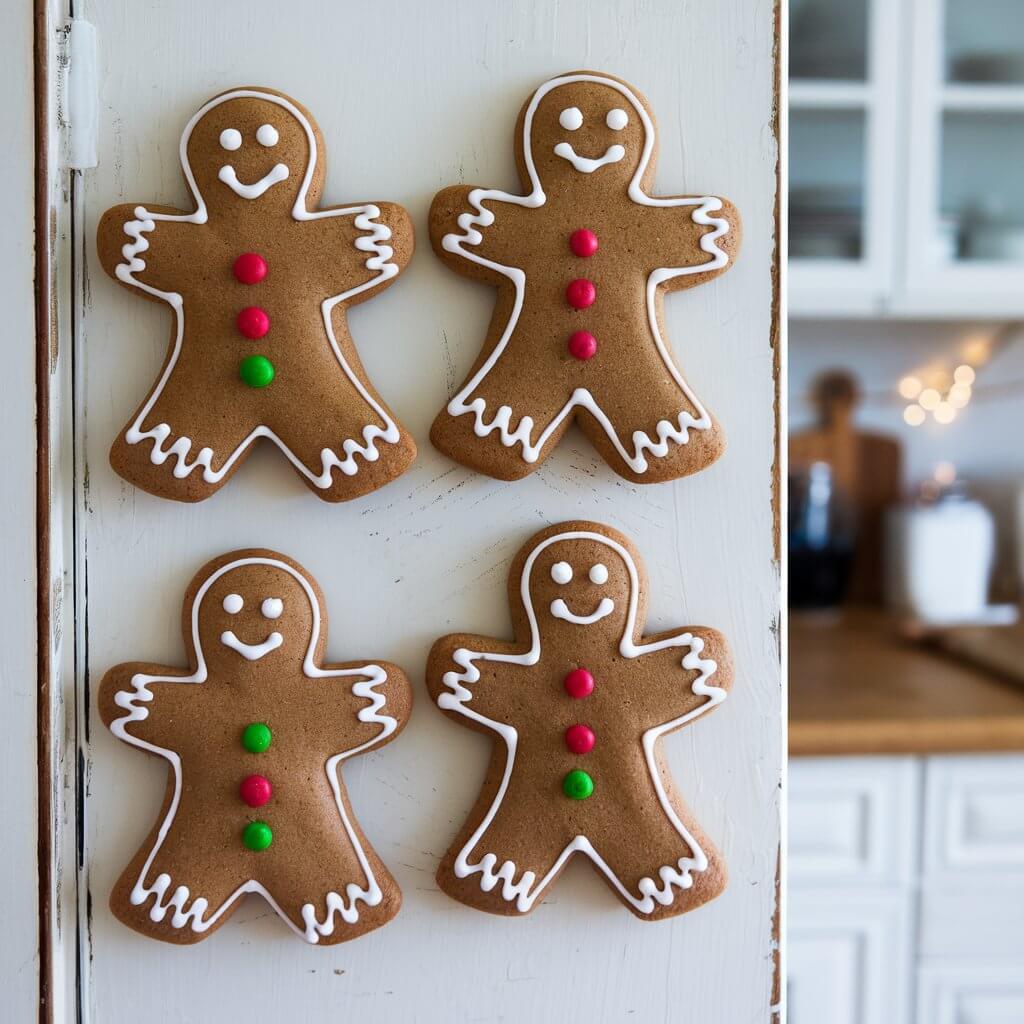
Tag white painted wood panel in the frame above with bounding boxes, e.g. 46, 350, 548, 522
789, 756, 920, 885
72, 1, 779, 1021
788, 890, 913, 1024
918, 962, 1024, 1024
1, 3, 44, 1021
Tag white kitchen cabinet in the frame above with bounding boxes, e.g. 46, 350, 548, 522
791, 0, 1024, 317
788, 890, 913, 1024
790, 753, 1024, 1023
918, 963, 1024, 1024
27, 0, 781, 1021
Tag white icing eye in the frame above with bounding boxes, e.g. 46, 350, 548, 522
606, 108, 628, 131
589, 563, 609, 584
222, 593, 244, 614
256, 123, 279, 147
261, 597, 284, 619
559, 107, 584, 131
219, 128, 242, 151
551, 561, 573, 585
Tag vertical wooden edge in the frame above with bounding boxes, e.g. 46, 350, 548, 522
770, 0, 784, 1021
33, 0, 53, 1021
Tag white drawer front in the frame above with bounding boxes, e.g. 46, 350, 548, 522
924, 755, 1024, 876
790, 756, 920, 885
918, 963, 1024, 1024
789, 890, 912, 1024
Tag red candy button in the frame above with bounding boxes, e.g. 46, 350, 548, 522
569, 229, 599, 258
233, 252, 268, 285
239, 774, 272, 808
237, 306, 270, 339
563, 668, 594, 699
566, 278, 596, 309
568, 331, 597, 361
565, 723, 596, 754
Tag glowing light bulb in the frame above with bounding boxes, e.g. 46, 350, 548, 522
904, 405, 926, 426
919, 388, 941, 411
899, 375, 923, 399
948, 383, 971, 409
934, 402, 956, 424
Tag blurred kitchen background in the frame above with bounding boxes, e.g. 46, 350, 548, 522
787, 1, 1024, 1022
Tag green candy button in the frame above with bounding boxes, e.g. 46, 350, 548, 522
239, 354, 275, 388
241, 722, 272, 753
562, 768, 594, 801
243, 820, 273, 851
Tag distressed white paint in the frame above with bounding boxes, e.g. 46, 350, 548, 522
0, 3, 44, 1021
74, 1, 779, 1021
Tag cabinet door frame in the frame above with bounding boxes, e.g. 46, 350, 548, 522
898, 0, 1024, 315
789, 0, 909, 316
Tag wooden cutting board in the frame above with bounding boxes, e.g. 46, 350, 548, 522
790, 371, 901, 604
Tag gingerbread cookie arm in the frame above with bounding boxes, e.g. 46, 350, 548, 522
626, 626, 732, 730
301, 661, 413, 756
426, 634, 528, 728
96, 204, 200, 297
308, 201, 414, 307
638, 195, 741, 292
430, 186, 533, 281
99, 662, 204, 750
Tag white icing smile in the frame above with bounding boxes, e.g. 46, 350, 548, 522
218, 162, 290, 199
550, 597, 615, 625
553, 141, 626, 173
220, 629, 284, 660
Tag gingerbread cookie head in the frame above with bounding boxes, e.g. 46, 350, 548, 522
514, 522, 640, 650
182, 88, 320, 219
518, 71, 655, 196
191, 552, 324, 678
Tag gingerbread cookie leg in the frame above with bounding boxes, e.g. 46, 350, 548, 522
438, 762, 572, 915
110, 387, 261, 502
110, 784, 258, 944
589, 796, 727, 921
576, 376, 726, 485
432, 338, 576, 481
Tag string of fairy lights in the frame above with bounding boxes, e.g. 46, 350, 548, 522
898, 363, 975, 426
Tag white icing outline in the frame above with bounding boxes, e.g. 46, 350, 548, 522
114, 89, 402, 488
109, 556, 398, 943
441, 73, 731, 473
437, 530, 726, 914
549, 596, 614, 625
219, 629, 283, 661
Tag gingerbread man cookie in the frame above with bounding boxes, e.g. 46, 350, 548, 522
429, 71, 740, 483
427, 521, 733, 919
97, 88, 415, 502
99, 550, 411, 944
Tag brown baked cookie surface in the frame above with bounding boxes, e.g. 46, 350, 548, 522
429, 71, 740, 484
426, 521, 733, 919
99, 549, 411, 944
97, 87, 415, 502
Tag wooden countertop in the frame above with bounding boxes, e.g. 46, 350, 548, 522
789, 608, 1024, 756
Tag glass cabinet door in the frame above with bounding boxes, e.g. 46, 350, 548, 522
905, 0, 1024, 310
790, 0, 904, 315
